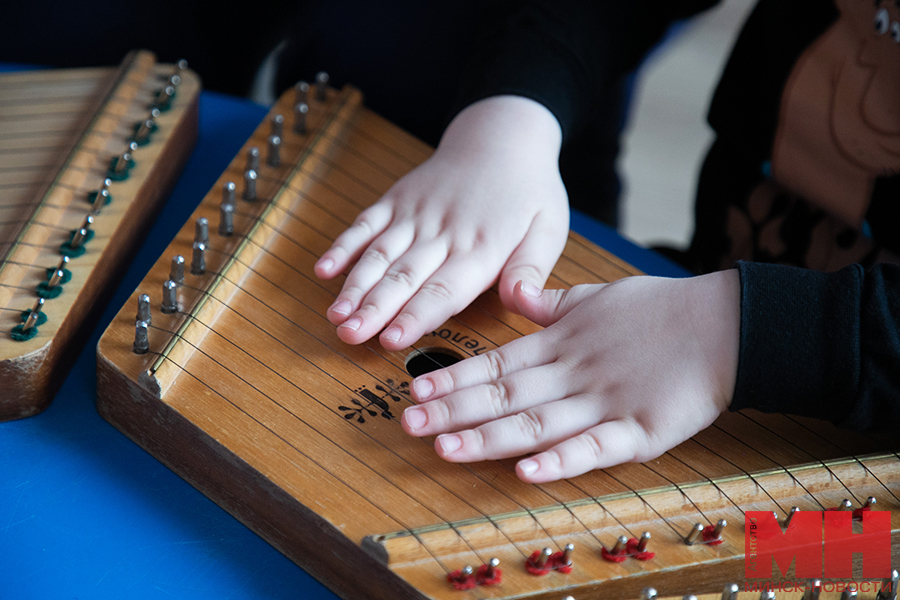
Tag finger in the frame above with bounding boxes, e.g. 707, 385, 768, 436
375, 254, 503, 350
314, 202, 393, 279
515, 419, 643, 483
432, 395, 608, 462
333, 241, 448, 344
410, 328, 558, 400
497, 215, 568, 310
402, 362, 573, 436
512, 280, 602, 327
326, 223, 415, 326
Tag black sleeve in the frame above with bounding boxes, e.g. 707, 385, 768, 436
731, 262, 900, 431
452, 0, 721, 140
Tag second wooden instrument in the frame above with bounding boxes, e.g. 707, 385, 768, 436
96, 81, 899, 600
0, 50, 199, 420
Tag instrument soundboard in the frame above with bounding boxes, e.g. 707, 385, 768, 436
0, 50, 199, 420
95, 81, 899, 600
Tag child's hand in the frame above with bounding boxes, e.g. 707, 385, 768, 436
400, 271, 741, 482
314, 96, 569, 349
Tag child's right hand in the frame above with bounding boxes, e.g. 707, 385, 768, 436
314, 95, 570, 350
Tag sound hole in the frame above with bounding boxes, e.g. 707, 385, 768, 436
405, 347, 463, 377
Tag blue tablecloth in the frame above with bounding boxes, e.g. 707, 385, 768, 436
0, 71, 688, 599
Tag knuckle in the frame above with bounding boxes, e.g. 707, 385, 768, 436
361, 246, 392, 266
420, 279, 455, 303
485, 351, 507, 380
578, 432, 607, 467
486, 381, 512, 417
383, 265, 418, 288
515, 409, 545, 442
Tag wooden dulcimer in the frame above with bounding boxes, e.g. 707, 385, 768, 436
0, 50, 199, 420
96, 80, 899, 600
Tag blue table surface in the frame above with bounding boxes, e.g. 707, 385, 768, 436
0, 66, 688, 599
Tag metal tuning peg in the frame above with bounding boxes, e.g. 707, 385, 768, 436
170, 255, 185, 286
561, 543, 574, 567
864, 497, 877, 510
712, 519, 727, 541
683, 595, 698, 600
685, 522, 705, 545
842, 589, 858, 600
803, 579, 822, 600
69, 214, 95, 251
878, 570, 899, 600
267, 135, 281, 167
45, 256, 68, 291
21, 297, 45, 334
110, 141, 138, 179
154, 85, 175, 110
136, 293, 151, 326
294, 102, 308, 135
640, 588, 658, 600
220, 182, 236, 236
315, 71, 329, 102
195, 217, 209, 247
133, 320, 150, 354
784, 507, 800, 528
246, 146, 260, 172
294, 80, 309, 106
484, 558, 499, 580
243, 169, 258, 201
192, 218, 209, 274
760, 591, 776, 600
637, 531, 651, 553
161, 280, 178, 314
270, 114, 284, 139
839, 499, 852, 511
721, 583, 739, 600
90, 178, 112, 213
534, 547, 552, 569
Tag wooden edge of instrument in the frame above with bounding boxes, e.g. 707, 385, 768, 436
0, 64, 200, 422
95, 353, 427, 600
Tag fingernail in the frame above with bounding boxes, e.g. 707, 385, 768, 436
520, 281, 542, 297
340, 317, 362, 331
437, 434, 462, 455
518, 458, 539, 476
382, 326, 402, 342
317, 257, 334, 272
404, 407, 426, 431
413, 378, 434, 400
329, 299, 351, 316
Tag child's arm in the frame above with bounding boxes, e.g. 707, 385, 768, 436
400, 270, 741, 483
315, 95, 570, 349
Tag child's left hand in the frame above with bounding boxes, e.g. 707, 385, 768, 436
400, 271, 741, 482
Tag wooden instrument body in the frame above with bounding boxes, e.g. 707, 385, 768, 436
96, 85, 900, 600
0, 51, 199, 420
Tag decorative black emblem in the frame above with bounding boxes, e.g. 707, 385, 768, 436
339, 379, 410, 423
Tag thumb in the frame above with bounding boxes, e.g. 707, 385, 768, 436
511, 281, 601, 327
497, 218, 567, 311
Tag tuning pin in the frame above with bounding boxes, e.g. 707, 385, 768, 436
760, 591, 776, 600
294, 80, 309, 106
685, 522, 705, 545
112, 142, 138, 176
136, 293, 151, 325
784, 507, 800, 528
170, 255, 185, 286
245, 146, 260, 172
134, 118, 154, 144
21, 298, 44, 333
451, 565, 474, 587
561, 543, 574, 567
46, 255, 69, 290
535, 547, 552, 569
267, 135, 281, 167
70, 215, 94, 250
161, 280, 178, 314
133, 320, 150, 354
315, 71, 329, 102
864, 497, 878, 510
243, 169, 258, 201
803, 580, 822, 600
878, 570, 899, 600
611, 536, 627, 554
222, 181, 236, 208
294, 102, 308, 135
195, 217, 209, 247
91, 188, 110, 214
683, 595, 698, 600
191, 241, 206, 275
712, 519, 727, 540
219, 200, 235, 237
637, 532, 651, 553
485, 558, 500, 580
722, 583, 739, 600
270, 114, 284, 139
842, 589, 858, 600
640, 588, 658, 600
839, 499, 853, 511
154, 85, 175, 109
